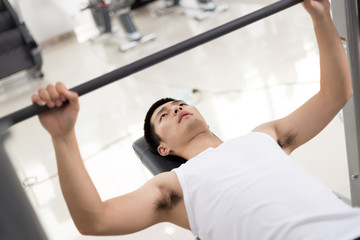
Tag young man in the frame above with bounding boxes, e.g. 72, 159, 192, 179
32, 0, 360, 239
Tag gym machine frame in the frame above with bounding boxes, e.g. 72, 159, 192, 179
0, 124, 48, 239
156, 0, 229, 21
332, 0, 360, 207
83, 0, 156, 52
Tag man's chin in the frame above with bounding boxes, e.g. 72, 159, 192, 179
184, 119, 206, 132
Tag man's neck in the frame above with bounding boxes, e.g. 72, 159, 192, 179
179, 132, 223, 160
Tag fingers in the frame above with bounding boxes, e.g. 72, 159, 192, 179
32, 82, 78, 109
47, 84, 61, 107
34, 85, 58, 108
58, 83, 79, 110
31, 92, 46, 106
55, 82, 69, 107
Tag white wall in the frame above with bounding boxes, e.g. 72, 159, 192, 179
11, 0, 90, 43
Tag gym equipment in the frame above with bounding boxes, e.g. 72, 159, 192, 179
131, 0, 156, 9
83, 0, 156, 51
194, 0, 229, 21
0, 0, 43, 79
133, 136, 186, 175
156, 0, 229, 21
332, 0, 360, 207
0, 0, 303, 127
84, 0, 112, 34
0, 124, 48, 239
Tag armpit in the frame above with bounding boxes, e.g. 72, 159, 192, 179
277, 132, 297, 149
155, 187, 182, 211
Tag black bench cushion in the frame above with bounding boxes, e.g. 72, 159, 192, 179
0, 11, 15, 33
0, 45, 34, 79
0, 28, 23, 53
132, 137, 186, 175
0, 0, 5, 11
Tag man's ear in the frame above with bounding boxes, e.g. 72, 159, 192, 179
157, 143, 171, 156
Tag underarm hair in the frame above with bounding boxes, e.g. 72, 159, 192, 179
155, 187, 182, 211
277, 132, 297, 149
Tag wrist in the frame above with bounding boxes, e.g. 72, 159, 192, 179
51, 129, 76, 143
311, 11, 332, 26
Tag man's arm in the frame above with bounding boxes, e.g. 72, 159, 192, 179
253, 0, 353, 154
52, 131, 172, 235
32, 83, 172, 235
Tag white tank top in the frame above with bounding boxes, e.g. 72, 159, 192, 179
173, 132, 360, 240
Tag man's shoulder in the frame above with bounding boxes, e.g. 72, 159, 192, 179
252, 122, 278, 140
151, 171, 182, 192
152, 171, 177, 180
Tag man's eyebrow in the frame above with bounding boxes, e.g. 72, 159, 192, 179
155, 106, 167, 120
155, 101, 181, 120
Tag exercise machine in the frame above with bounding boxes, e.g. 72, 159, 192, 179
83, 0, 156, 51
133, 136, 186, 175
0, 0, 43, 80
156, 0, 229, 21
332, 0, 360, 207
0, 124, 48, 239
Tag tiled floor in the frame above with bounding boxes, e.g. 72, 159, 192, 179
0, 0, 352, 239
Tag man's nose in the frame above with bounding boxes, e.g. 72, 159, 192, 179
173, 105, 183, 114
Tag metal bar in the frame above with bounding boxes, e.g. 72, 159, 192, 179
343, 0, 360, 207
0, 0, 303, 127
332, 0, 360, 206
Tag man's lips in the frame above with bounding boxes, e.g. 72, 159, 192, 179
178, 112, 192, 123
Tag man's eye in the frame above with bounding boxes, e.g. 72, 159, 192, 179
160, 114, 166, 120
180, 103, 186, 106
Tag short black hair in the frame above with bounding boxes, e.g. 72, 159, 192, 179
144, 98, 177, 154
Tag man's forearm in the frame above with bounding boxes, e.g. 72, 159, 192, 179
313, 12, 353, 101
52, 130, 104, 233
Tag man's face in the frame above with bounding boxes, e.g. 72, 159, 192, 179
150, 100, 208, 156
